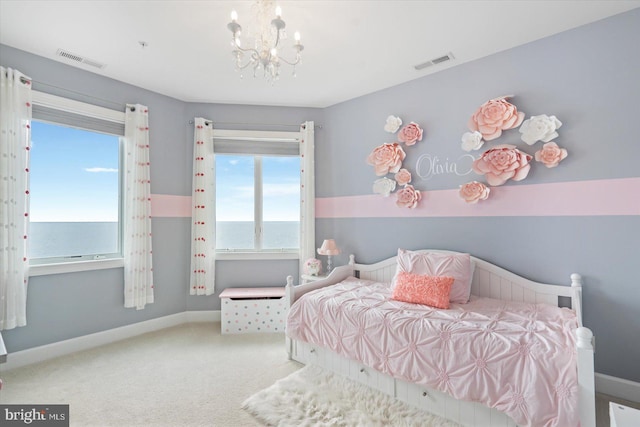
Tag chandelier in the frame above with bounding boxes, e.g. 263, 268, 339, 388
227, 0, 304, 81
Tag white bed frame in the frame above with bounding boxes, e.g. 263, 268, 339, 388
285, 250, 596, 427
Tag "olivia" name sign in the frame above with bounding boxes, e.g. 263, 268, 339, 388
415, 154, 475, 181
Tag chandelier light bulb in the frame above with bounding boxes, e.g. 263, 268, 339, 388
275, 5, 282, 18
271, 47, 278, 56
231, 10, 238, 21
294, 31, 301, 42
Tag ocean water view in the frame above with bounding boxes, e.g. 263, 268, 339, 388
29, 221, 299, 259
215, 221, 299, 250
29, 222, 119, 258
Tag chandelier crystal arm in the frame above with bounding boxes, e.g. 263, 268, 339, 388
278, 54, 302, 66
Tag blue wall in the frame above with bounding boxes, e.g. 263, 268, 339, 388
1, 8, 639, 383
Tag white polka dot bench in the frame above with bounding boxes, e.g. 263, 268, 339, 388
219, 287, 287, 334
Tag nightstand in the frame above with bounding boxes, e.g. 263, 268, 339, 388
301, 274, 327, 284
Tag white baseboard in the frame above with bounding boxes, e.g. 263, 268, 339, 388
596, 372, 640, 403
186, 310, 221, 323
1, 310, 220, 371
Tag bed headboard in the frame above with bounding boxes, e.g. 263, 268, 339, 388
353, 249, 584, 327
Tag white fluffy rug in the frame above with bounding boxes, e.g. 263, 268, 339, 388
242, 365, 459, 426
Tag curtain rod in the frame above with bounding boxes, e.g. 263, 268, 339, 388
31, 79, 125, 109
188, 119, 322, 129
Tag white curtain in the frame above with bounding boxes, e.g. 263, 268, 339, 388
299, 121, 315, 275
189, 118, 215, 295
0, 67, 32, 330
123, 104, 154, 309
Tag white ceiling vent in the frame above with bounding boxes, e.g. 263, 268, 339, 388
56, 49, 106, 69
414, 52, 454, 71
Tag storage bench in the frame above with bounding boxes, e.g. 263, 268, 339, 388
219, 287, 287, 334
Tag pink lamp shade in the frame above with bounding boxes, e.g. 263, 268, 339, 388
317, 239, 341, 256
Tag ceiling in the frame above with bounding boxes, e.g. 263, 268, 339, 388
1, 1, 639, 108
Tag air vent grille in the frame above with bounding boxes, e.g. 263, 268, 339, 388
56, 49, 106, 69
414, 52, 454, 71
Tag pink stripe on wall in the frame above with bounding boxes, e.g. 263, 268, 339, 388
315, 178, 640, 218
150, 194, 192, 217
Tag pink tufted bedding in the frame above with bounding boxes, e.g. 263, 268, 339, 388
286, 276, 580, 427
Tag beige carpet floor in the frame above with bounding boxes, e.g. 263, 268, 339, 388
0, 323, 300, 426
0, 322, 636, 426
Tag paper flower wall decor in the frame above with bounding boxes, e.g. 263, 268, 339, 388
366, 142, 406, 176
394, 168, 412, 186
468, 96, 525, 141
373, 177, 397, 196
519, 114, 563, 145
535, 142, 568, 168
303, 258, 322, 276
461, 131, 484, 152
367, 115, 425, 208
397, 122, 424, 146
472, 144, 532, 186
458, 96, 570, 204
396, 184, 421, 208
459, 181, 490, 203
384, 115, 403, 133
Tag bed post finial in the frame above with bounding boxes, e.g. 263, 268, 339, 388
349, 254, 355, 266
571, 273, 582, 287
285, 275, 294, 307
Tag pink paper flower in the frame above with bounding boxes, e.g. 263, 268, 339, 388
366, 143, 406, 176
472, 144, 532, 186
535, 142, 568, 168
397, 122, 423, 146
396, 185, 421, 208
459, 181, 490, 204
394, 168, 412, 186
468, 96, 525, 141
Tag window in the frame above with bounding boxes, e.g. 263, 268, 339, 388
29, 92, 125, 267
213, 130, 301, 256
215, 154, 300, 252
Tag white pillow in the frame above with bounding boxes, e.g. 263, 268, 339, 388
393, 249, 473, 304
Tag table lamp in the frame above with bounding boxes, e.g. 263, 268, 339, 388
317, 239, 341, 274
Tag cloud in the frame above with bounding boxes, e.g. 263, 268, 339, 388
84, 167, 118, 173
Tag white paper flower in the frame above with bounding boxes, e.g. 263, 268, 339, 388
384, 115, 402, 133
372, 177, 397, 197
519, 114, 562, 145
461, 131, 484, 152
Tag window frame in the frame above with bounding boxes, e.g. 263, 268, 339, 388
28, 91, 126, 276
213, 129, 302, 261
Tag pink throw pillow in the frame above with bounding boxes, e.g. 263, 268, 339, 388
391, 272, 454, 309
394, 249, 472, 304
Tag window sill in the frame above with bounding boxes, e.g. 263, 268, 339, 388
29, 258, 125, 277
